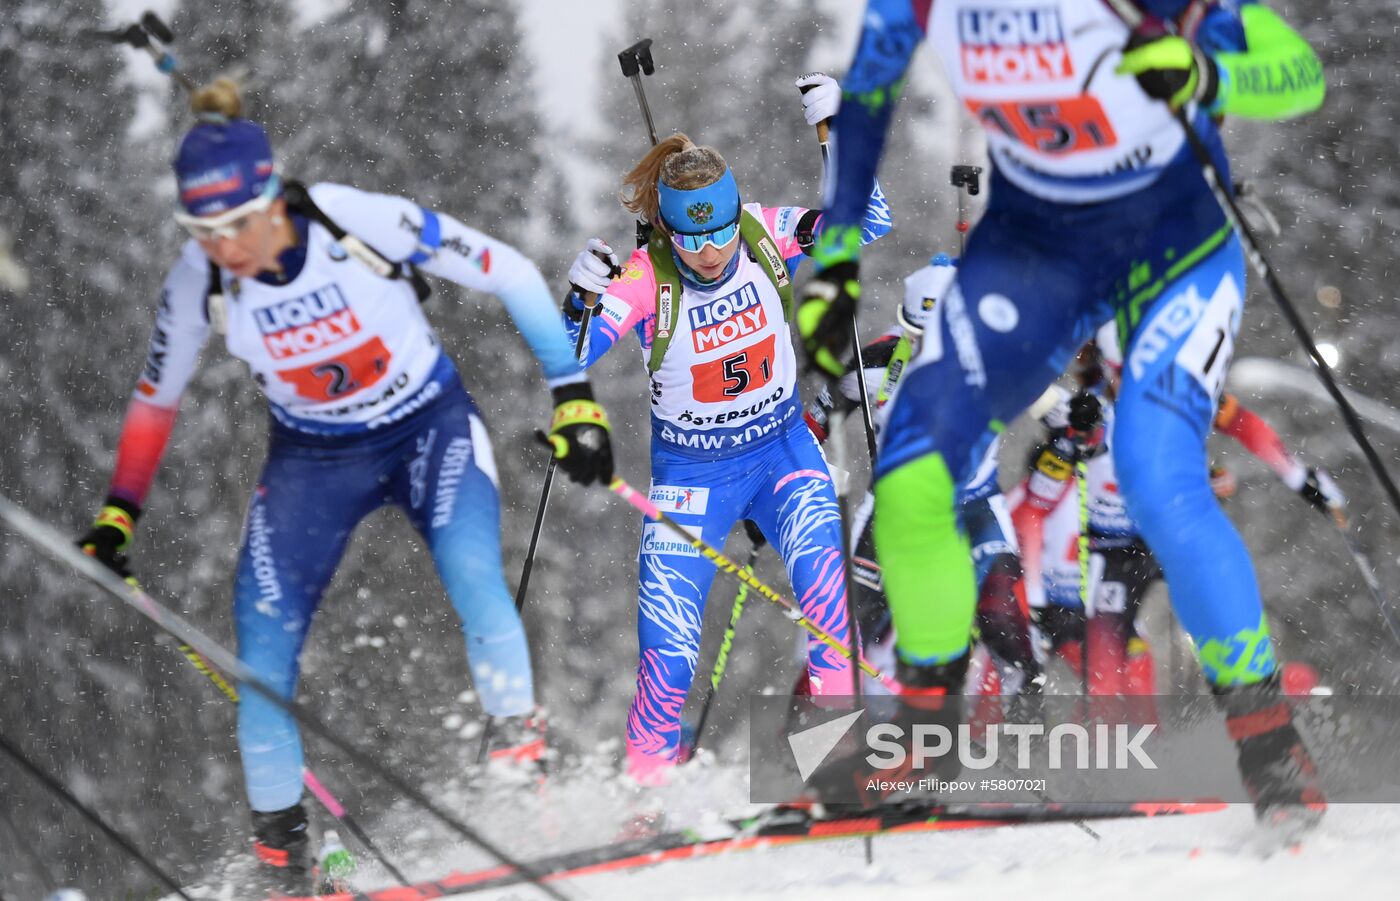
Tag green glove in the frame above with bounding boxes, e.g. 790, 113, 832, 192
1117, 33, 1219, 111
799, 225, 863, 378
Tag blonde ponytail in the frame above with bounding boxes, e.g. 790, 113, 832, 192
190, 77, 244, 121
620, 133, 730, 234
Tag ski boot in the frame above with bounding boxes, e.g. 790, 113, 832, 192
481, 709, 549, 781
250, 802, 312, 896
804, 653, 969, 808
1214, 673, 1326, 834
974, 554, 1042, 697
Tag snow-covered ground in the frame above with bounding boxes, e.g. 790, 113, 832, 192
516, 804, 1400, 901
169, 748, 1400, 901
180, 805, 1400, 900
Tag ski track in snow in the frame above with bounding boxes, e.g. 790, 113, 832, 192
461, 803, 1400, 901
169, 753, 1400, 900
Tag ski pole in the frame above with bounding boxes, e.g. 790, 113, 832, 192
482, 40, 661, 763
619, 38, 661, 247
950, 165, 982, 258
1171, 109, 1400, 522
167, 637, 410, 885
801, 79, 878, 463
1329, 509, 1400, 652
811, 202, 866, 706
0, 734, 192, 899
608, 477, 896, 690
88, 12, 195, 94
846, 326, 879, 464
0, 496, 568, 901
684, 525, 766, 762
618, 39, 659, 147
1076, 460, 1091, 697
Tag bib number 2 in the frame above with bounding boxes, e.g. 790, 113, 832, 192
276, 337, 392, 402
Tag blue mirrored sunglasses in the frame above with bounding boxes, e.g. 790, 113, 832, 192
669, 219, 741, 254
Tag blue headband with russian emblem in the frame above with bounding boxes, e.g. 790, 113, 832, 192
657, 167, 740, 236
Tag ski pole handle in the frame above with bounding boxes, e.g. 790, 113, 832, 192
618, 38, 660, 147
950, 165, 982, 257
797, 82, 832, 161
569, 249, 621, 360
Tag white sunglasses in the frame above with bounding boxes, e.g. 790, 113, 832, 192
173, 179, 279, 242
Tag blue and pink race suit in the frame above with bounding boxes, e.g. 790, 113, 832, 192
566, 197, 891, 780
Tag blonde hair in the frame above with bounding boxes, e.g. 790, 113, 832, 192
190, 77, 244, 120
620, 132, 729, 233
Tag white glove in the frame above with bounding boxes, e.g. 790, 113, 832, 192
795, 73, 840, 127
1299, 467, 1346, 514
568, 238, 619, 296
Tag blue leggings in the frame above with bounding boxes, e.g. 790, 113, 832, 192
234, 375, 530, 812
879, 150, 1273, 687
626, 421, 853, 775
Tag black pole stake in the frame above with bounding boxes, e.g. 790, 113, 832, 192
617, 38, 659, 147
950, 165, 981, 258
1172, 109, 1400, 523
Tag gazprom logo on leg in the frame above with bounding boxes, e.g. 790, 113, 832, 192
649, 484, 710, 515
640, 523, 701, 557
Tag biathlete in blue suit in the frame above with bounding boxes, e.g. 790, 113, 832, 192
798, 0, 1327, 823
76, 78, 614, 891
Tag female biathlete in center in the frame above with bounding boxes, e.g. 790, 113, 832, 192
562, 76, 892, 782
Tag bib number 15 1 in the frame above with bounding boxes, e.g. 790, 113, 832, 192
967, 96, 1117, 155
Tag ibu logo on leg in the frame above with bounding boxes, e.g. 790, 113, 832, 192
648, 485, 710, 516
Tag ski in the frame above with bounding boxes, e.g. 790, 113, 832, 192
279, 800, 1224, 900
